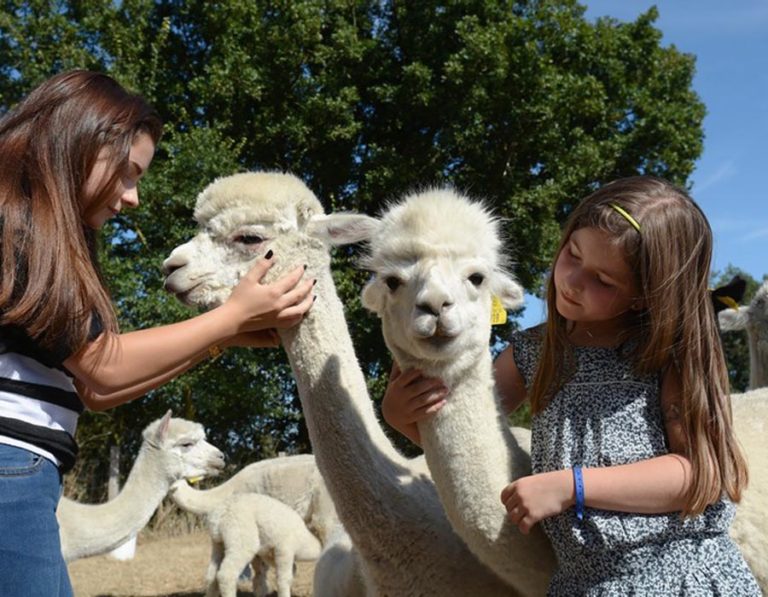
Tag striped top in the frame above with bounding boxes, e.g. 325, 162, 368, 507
0, 323, 95, 473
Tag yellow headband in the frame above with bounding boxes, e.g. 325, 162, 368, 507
609, 203, 641, 232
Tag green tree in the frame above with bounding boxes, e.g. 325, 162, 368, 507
1, 0, 706, 491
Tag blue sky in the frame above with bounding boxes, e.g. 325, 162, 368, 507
518, 0, 768, 328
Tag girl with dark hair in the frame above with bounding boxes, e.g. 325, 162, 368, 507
0, 70, 314, 596
383, 176, 759, 594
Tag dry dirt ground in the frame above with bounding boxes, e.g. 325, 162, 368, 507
68, 531, 315, 597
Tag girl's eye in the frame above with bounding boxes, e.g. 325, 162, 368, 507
384, 276, 402, 291
468, 273, 485, 286
596, 277, 614, 288
234, 235, 264, 245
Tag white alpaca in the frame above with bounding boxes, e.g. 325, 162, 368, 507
360, 189, 555, 590
162, 172, 516, 595
730, 388, 768, 591
169, 453, 338, 593
719, 280, 768, 389
170, 480, 321, 597
169, 453, 338, 545
312, 523, 370, 597
58, 411, 225, 562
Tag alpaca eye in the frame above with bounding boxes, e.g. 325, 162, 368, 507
468, 273, 485, 287
178, 441, 196, 449
384, 276, 402, 291
234, 234, 264, 245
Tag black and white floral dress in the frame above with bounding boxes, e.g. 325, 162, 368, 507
510, 327, 760, 596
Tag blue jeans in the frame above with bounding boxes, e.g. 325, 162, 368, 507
0, 443, 73, 597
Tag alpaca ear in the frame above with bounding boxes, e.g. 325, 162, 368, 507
492, 274, 525, 311
156, 410, 173, 440
307, 214, 380, 246
361, 278, 385, 315
718, 307, 749, 332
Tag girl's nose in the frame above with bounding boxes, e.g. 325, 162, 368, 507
121, 187, 140, 209
565, 268, 583, 291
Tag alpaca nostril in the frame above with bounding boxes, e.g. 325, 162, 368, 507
416, 301, 452, 317
417, 302, 439, 317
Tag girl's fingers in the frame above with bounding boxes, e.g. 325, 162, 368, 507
423, 399, 446, 414
518, 517, 534, 535
408, 377, 448, 397
242, 253, 277, 283
270, 264, 307, 293
278, 278, 315, 309
275, 291, 315, 322
396, 368, 425, 387
411, 387, 448, 408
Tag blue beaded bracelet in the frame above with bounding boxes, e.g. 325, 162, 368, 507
573, 465, 585, 521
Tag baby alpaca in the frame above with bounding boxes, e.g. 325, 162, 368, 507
170, 480, 321, 597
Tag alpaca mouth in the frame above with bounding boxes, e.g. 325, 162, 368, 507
420, 334, 458, 348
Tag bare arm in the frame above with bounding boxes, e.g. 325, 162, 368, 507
503, 367, 694, 532
493, 345, 528, 414
66, 258, 312, 406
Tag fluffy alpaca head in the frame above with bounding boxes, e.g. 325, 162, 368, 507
142, 411, 225, 481
360, 188, 523, 371
162, 171, 377, 309
719, 280, 768, 335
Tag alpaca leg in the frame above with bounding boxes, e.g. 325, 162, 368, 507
272, 547, 296, 597
205, 541, 224, 597
216, 549, 254, 597
250, 556, 270, 597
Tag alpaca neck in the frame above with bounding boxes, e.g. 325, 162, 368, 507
91, 446, 172, 528
748, 326, 768, 390
171, 483, 213, 516
280, 250, 408, 494
59, 445, 171, 560
277, 244, 493, 591
415, 343, 556, 592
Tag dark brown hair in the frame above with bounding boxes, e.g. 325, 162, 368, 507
529, 176, 748, 515
0, 70, 162, 357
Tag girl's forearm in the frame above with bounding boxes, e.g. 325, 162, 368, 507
76, 350, 210, 411
66, 304, 237, 394
582, 454, 691, 514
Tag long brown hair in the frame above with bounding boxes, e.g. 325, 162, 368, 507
529, 176, 748, 515
0, 70, 162, 358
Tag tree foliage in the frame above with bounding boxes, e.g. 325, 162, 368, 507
1, 0, 710, 492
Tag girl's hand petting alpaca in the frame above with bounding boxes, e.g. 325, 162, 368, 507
223, 254, 315, 332
501, 470, 575, 534
381, 362, 449, 446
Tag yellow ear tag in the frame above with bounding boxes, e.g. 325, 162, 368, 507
491, 295, 508, 325
187, 476, 204, 485
716, 295, 740, 311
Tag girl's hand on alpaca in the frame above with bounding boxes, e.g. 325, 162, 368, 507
226, 329, 281, 349
381, 363, 448, 445
223, 254, 315, 332
500, 470, 574, 534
